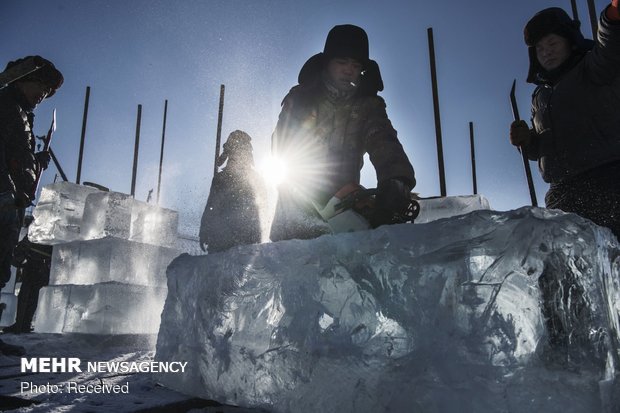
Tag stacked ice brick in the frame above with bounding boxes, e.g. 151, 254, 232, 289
28, 182, 181, 334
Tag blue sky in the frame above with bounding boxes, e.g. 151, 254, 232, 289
1, 0, 609, 232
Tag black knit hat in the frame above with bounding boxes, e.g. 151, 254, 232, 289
5, 55, 64, 97
524, 7, 584, 47
323, 24, 369, 63
297, 24, 383, 94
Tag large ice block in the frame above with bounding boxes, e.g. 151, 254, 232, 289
49, 237, 179, 287
80, 191, 134, 240
81, 192, 179, 248
156, 207, 620, 413
34, 282, 167, 334
129, 200, 179, 248
28, 182, 100, 245
415, 194, 491, 224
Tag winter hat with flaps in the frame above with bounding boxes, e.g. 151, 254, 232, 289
5, 56, 63, 97
298, 24, 384, 94
216, 130, 253, 167
523, 8, 590, 83
323, 24, 369, 64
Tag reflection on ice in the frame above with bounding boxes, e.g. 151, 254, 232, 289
156, 207, 620, 413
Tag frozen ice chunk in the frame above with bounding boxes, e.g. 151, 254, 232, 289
415, 194, 490, 224
28, 182, 100, 245
130, 200, 179, 248
81, 192, 179, 247
81, 191, 133, 240
49, 237, 179, 287
155, 207, 620, 413
34, 282, 167, 334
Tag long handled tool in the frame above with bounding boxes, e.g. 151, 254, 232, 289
510, 80, 538, 207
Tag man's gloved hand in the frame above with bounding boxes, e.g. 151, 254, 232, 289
14, 191, 33, 208
509, 120, 532, 147
35, 151, 51, 170
376, 178, 411, 216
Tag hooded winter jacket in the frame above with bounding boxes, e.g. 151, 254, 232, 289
524, 11, 620, 183
270, 56, 415, 241
0, 85, 40, 206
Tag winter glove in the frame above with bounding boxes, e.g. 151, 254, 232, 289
509, 120, 533, 147
14, 191, 33, 208
372, 178, 411, 226
35, 151, 51, 170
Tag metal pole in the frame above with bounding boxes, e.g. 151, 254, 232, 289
214, 84, 225, 176
569, 0, 579, 21
509, 80, 538, 207
156, 99, 168, 205
587, 0, 598, 39
131, 104, 142, 197
469, 122, 477, 195
76, 86, 90, 184
427, 28, 447, 197
49, 148, 68, 182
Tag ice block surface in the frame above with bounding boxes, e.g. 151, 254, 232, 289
415, 194, 491, 224
28, 182, 100, 245
49, 237, 179, 287
34, 282, 167, 334
156, 207, 620, 413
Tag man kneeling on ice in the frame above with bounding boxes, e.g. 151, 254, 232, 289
270, 24, 416, 241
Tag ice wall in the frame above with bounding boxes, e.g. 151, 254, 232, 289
31, 183, 182, 334
156, 207, 620, 413
28, 182, 99, 244
416, 194, 490, 224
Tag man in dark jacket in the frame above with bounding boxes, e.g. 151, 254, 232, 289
510, 4, 620, 237
270, 24, 416, 241
0, 56, 62, 293
199, 130, 264, 253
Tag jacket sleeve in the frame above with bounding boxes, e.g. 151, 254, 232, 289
0, 98, 20, 195
0, 95, 37, 201
585, 9, 620, 84
363, 96, 416, 189
271, 88, 297, 158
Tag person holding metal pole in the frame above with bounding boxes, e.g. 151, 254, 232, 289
509, 3, 620, 238
0, 56, 62, 292
270, 24, 416, 241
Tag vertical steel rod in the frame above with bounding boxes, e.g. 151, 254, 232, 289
569, 0, 579, 21
587, 0, 598, 39
76, 86, 90, 184
156, 99, 168, 205
427, 28, 447, 197
510, 80, 538, 207
131, 104, 142, 197
469, 122, 477, 195
214, 84, 225, 176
